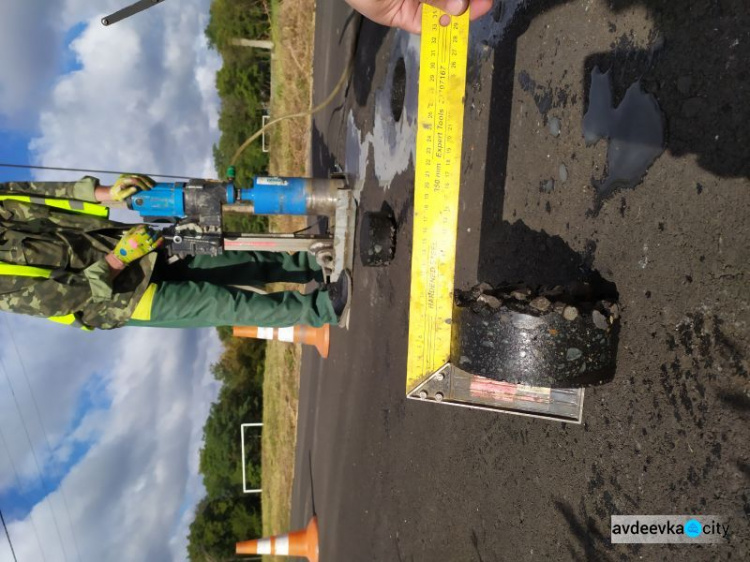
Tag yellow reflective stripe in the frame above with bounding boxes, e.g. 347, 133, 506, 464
0, 262, 92, 331
50, 199, 109, 217
0, 195, 109, 218
0, 262, 53, 278
131, 283, 157, 321
48, 314, 93, 332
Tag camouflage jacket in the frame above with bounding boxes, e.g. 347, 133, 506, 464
0, 177, 156, 329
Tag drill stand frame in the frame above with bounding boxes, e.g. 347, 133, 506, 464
220, 182, 355, 282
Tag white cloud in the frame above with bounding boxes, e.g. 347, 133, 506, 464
0, 0, 220, 179
0, 0, 61, 126
0, 315, 120, 493
3, 327, 222, 562
0, 1, 227, 560
29, 0, 222, 183
0, 0, 142, 126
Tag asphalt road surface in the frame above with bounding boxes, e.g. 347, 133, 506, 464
290, 2, 750, 560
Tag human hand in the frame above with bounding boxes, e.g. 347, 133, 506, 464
345, 0, 493, 34
109, 174, 156, 202
112, 225, 162, 265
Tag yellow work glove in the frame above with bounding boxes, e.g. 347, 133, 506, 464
110, 174, 156, 201
113, 225, 163, 265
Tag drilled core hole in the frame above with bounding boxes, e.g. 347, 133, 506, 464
390, 57, 407, 122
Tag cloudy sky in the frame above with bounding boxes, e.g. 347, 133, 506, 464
0, 1, 225, 560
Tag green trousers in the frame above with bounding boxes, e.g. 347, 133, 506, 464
126, 251, 338, 328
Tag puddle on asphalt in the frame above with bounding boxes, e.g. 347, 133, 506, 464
583, 66, 665, 212
345, 31, 419, 189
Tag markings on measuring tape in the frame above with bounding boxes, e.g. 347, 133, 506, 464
406, 8, 469, 393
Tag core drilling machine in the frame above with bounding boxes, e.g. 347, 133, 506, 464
127, 169, 356, 282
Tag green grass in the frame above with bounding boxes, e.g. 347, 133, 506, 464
259, 0, 315, 558
261, 340, 301, 550
187, 0, 314, 558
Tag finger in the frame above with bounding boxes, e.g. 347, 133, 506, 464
121, 174, 151, 191
127, 177, 148, 191
406, 0, 491, 34
116, 177, 133, 189
423, 0, 469, 16
468, 0, 493, 21
116, 174, 133, 187
131, 175, 154, 189
145, 229, 162, 247
118, 187, 138, 201
399, 0, 423, 34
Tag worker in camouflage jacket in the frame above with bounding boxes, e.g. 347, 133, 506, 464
0, 175, 349, 331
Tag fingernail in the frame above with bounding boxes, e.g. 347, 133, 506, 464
446, 0, 468, 15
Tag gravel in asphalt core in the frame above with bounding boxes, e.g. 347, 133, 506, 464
291, 2, 750, 561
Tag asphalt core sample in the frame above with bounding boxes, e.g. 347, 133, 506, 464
583, 66, 665, 213
452, 283, 621, 388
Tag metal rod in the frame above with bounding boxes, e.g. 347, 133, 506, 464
101, 0, 166, 26
0, 162, 192, 180
222, 204, 255, 214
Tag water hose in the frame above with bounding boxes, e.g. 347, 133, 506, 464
228, 53, 355, 171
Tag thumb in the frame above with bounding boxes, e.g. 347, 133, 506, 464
423, 0, 469, 16
111, 186, 132, 201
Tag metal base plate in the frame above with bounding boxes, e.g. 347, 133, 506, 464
407, 363, 585, 423
331, 187, 356, 282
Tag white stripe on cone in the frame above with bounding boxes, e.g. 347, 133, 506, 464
257, 327, 275, 340
277, 327, 296, 343
275, 534, 290, 555
256, 538, 272, 555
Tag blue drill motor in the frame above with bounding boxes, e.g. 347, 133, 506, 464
130, 177, 324, 220
130, 176, 340, 257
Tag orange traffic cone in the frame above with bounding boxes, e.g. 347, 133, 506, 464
233, 324, 330, 358
236, 516, 319, 562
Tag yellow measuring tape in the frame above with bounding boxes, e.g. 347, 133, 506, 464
406, 8, 469, 392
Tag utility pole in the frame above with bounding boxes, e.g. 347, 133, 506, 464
230, 39, 274, 51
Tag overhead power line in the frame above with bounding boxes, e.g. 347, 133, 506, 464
3, 318, 82, 562
0, 427, 47, 561
0, 162, 192, 180
0, 355, 71, 562
0, 507, 19, 562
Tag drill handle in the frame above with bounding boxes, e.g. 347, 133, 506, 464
101, 0, 166, 26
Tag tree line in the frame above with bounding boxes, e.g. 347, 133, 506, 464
188, 1, 273, 559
